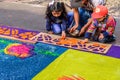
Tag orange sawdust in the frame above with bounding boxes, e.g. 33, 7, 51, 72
92, 43, 100, 47
56, 38, 79, 45
58, 75, 85, 80
4, 29, 10, 35
92, 43, 107, 48
79, 41, 86, 45
100, 45, 107, 48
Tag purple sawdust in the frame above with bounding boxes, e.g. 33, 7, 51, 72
53, 39, 59, 42
47, 35, 52, 40
45, 38, 49, 40
38, 36, 42, 39
46, 41, 53, 43
92, 49, 99, 52
37, 38, 43, 41
106, 45, 120, 58
82, 48, 88, 50
71, 45, 78, 48
99, 47, 104, 50
88, 46, 93, 49
64, 44, 70, 46
83, 45, 86, 47
79, 44, 82, 47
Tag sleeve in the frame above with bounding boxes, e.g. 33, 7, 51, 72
46, 18, 52, 31
102, 16, 116, 37
87, 21, 97, 33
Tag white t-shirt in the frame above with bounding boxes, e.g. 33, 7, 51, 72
91, 0, 106, 7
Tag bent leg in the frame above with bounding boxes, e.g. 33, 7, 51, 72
52, 24, 62, 34
98, 35, 116, 43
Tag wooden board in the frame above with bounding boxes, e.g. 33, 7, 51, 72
30, 32, 112, 54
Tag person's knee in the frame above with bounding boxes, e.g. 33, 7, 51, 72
52, 24, 61, 34
53, 27, 61, 34
54, 29, 61, 34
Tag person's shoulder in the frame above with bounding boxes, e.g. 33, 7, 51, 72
106, 15, 116, 25
107, 15, 116, 21
92, 19, 98, 26
108, 15, 115, 19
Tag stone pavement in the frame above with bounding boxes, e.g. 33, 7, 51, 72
0, 2, 120, 45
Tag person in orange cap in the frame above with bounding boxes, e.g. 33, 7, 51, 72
69, 0, 106, 37
83, 5, 116, 43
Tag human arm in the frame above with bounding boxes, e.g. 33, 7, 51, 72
69, 8, 79, 33
102, 16, 116, 37
61, 20, 67, 39
46, 19, 53, 33
79, 18, 93, 36
61, 31, 66, 39
83, 22, 96, 43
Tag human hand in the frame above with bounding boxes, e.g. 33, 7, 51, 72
82, 38, 89, 43
99, 33, 104, 39
61, 31, 66, 39
78, 26, 86, 36
69, 25, 78, 33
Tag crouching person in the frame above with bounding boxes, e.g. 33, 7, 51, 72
83, 5, 116, 43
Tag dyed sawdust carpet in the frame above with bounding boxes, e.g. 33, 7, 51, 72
0, 25, 39, 43
0, 38, 67, 80
31, 32, 112, 54
33, 50, 120, 80
0, 25, 120, 80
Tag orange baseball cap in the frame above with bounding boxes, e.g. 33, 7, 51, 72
92, 5, 108, 19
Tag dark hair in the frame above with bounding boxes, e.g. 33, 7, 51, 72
45, 2, 67, 20
80, 0, 94, 12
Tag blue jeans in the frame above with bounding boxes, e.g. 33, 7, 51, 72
52, 12, 74, 34
52, 24, 62, 34
98, 35, 116, 43
78, 8, 91, 29
67, 11, 74, 28
69, 8, 92, 30
91, 28, 116, 43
